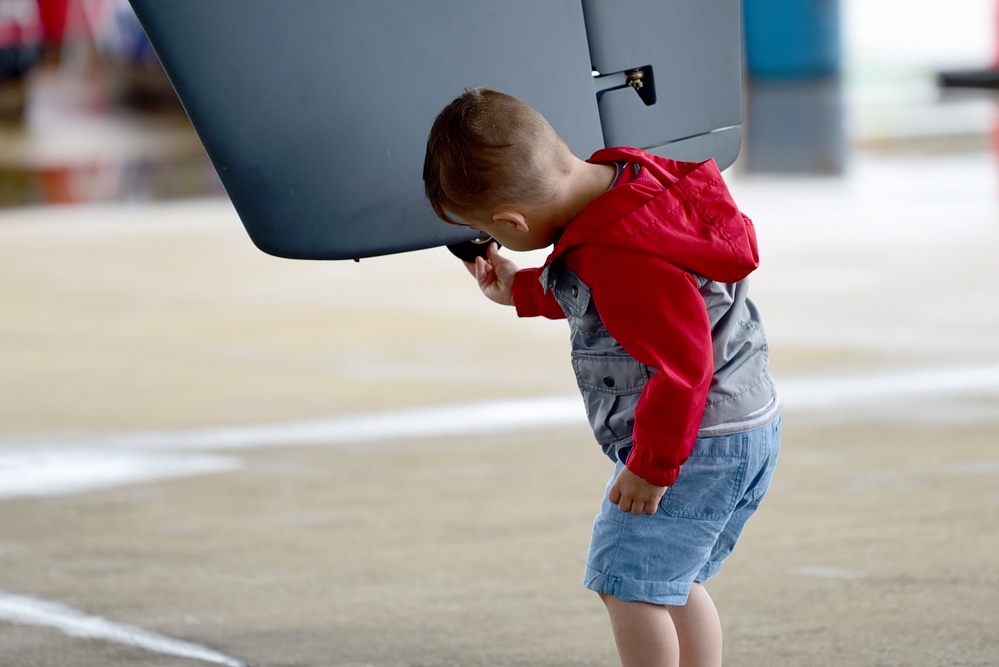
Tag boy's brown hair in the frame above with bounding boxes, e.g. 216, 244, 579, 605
423, 87, 572, 226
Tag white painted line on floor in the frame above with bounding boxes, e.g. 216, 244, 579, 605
777, 363, 999, 411
0, 450, 241, 499
0, 591, 247, 666
11, 362, 999, 453
0, 397, 583, 500
97, 395, 586, 452
0, 364, 996, 500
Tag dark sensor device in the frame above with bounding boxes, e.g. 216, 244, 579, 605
446, 237, 498, 263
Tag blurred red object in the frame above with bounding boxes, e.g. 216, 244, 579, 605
36, 0, 68, 44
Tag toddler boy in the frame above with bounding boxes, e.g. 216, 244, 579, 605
423, 87, 781, 667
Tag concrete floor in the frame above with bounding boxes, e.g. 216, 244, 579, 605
1, 60, 999, 667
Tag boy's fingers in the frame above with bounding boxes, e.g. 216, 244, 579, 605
473, 257, 489, 281
607, 484, 621, 505
465, 256, 483, 277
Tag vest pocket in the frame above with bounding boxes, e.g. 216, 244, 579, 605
551, 271, 590, 317
571, 351, 649, 445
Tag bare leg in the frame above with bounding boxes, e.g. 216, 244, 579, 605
599, 584, 722, 667
667, 583, 723, 667
600, 593, 679, 667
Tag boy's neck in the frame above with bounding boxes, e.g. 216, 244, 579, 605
547, 158, 618, 233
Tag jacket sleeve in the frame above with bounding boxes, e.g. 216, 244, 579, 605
512, 268, 566, 320
589, 249, 714, 486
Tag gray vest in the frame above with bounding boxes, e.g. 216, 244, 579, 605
540, 261, 775, 464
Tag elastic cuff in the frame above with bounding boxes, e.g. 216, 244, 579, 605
624, 448, 679, 487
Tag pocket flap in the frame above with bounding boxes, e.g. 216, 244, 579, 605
571, 351, 649, 395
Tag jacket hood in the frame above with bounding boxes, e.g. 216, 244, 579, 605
550, 147, 759, 283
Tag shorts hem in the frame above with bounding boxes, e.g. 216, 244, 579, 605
696, 560, 724, 583
583, 564, 693, 606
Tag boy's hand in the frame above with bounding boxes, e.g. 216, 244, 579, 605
464, 242, 518, 306
608, 466, 669, 516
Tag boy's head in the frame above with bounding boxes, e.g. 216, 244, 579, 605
423, 88, 573, 231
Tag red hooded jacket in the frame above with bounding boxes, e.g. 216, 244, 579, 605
511, 147, 761, 486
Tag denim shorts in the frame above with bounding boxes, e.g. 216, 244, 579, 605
584, 415, 781, 606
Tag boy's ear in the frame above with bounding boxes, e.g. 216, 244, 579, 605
492, 209, 529, 232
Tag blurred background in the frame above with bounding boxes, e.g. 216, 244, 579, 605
0, 0, 996, 205
0, 0, 997, 207
0, 0, 222, 208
